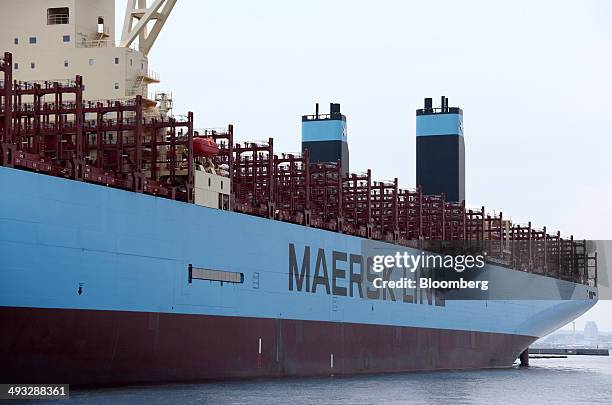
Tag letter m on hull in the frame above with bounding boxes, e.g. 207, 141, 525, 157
289, 244, 310, 292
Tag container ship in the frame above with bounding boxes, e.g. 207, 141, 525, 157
0, 1, 599, 386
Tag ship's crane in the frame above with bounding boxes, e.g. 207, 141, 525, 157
120, 0, 178, 56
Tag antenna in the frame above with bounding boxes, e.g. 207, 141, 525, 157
120, 0, 178, 56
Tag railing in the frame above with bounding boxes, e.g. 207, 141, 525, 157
303, 113, 333, 121
13, 79, 78, 90
82, 98, 138, 107
79, 39, 111, 48
141, 70, 160, 82
195, 128, 230, 136
7, 98, 141, 113
76, 39, 138, 51
416, 106, 462, 115
172, 114, 190, 122
47, 14, 69, 25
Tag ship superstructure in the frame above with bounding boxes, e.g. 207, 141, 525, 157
0, 0, 600, 386
0, 0, 175, 104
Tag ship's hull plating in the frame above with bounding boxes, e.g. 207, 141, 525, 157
0, 306, 534, 386
0, 166, 597, 385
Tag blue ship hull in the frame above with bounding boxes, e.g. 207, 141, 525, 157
0, 166, 597, 385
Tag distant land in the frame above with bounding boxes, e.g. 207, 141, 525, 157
535, 322, 611, 349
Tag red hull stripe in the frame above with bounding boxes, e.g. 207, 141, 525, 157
0, 307, 535, 386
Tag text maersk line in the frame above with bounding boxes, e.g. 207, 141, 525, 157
372, 250, 488, 291
288, 243, 488, 306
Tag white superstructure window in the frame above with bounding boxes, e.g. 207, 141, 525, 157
30, 62, 35, 69
47, 7, 69, 25
89, 59, 95, 66
14, 63, 18, 70
114, 57, 119, 64
63, 35, 70, 43
64, 60, 69, 67
114, 82, 119, 90
29, 37, 36, 44
14, 38, 18, 45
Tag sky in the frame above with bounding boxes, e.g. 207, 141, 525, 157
116, 0, 612, 331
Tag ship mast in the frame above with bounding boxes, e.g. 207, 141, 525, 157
120, 0, 178, 56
